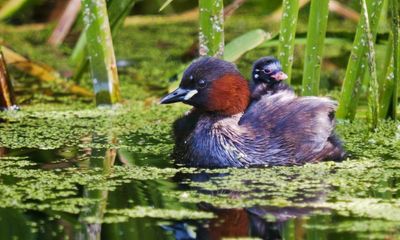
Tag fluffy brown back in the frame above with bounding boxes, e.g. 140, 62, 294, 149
240, 92, 341, 163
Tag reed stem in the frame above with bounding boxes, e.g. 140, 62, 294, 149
336, 0, 384, 119
362, 0, 379, 129
82, 0, 121, 105
391, 0, 399, 119
278, 0, 299, 83
198, 0, 224, 58
379, 35, 394, 118
71, 0, 137, 66
301, 0, 329, 96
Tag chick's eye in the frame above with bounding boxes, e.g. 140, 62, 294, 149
197, 79, 207, 88
263, 69, 272, 74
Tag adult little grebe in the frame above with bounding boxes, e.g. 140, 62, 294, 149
161, 57, 345, 167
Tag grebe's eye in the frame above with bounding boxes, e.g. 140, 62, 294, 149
197, 79, 207, 89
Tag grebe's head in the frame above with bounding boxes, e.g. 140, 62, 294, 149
160, 57, 250, 115
252, 56, 288, 84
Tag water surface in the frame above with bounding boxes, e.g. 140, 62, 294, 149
0, 104, 400, 240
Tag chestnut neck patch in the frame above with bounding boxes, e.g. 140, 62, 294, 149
207, 74, 250, 115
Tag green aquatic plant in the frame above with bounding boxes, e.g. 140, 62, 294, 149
301, 0, 329, 96
390, 0, 399, 119
0, 101, 400, 237
0, 156, 180, 213
82, 0, 121, 105
362, 0, 380, 129
170, 158, 400, 220
102, 207, 214, 223
223, 29, 272, 62
379, 36, 394, 118
198, 0, 224, 57
0, 0, 30, 21
337, 0, 384, 120
71, 0, 137, 68
159, 0, 174, 12
0, 102, 180, 150
278, 0, 299, 83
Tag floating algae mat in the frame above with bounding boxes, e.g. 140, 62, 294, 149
0, 103, 400, 239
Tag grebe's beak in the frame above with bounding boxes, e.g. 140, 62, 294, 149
160, 87, 198, 104
271, 71, 288, 81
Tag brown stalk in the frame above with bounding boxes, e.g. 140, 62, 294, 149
47, 0, 81, 47
0, 48, 16, 110
2, 45, 93, 97
329, 0, 360, 22
224, 0, 247, 19
264, 0, 359, 23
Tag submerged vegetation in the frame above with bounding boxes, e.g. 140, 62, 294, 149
0, 0, 400, 238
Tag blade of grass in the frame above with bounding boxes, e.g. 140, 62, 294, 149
159, 0, 174, 12
376, 0, 390, 117
0, 48, 16, 110
301, 0, 330, 96
82, 0, 121, 105
0, 0, 30, 21
379, 39, 394, 118
362, 0, 379, 129
198, 0, 224, 58
390, 0, 399, 119
223, 29, 273, 62
378, 0, 390, 31
278, 0, 300, 84
107, 0, 137, 36
336, 0, 384, 120
70, 32, 87, 66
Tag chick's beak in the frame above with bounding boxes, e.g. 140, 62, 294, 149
160, 87, 198, 104
271, 71, 288, 81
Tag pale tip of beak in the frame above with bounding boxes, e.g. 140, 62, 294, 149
183, 89, 198, 101
272, 71, 288, 81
